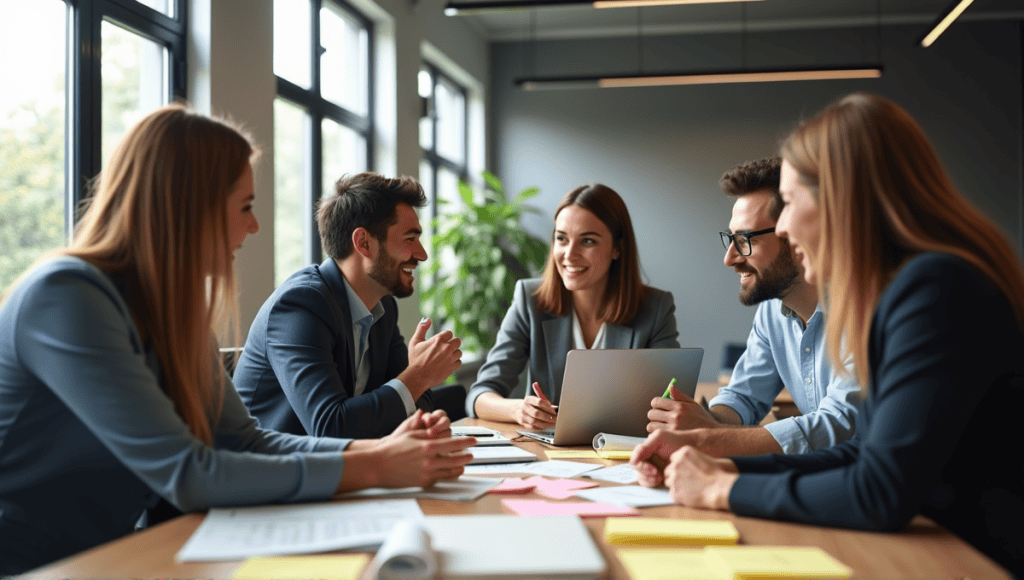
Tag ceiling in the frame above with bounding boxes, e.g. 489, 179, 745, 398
445, 0, 1024, 41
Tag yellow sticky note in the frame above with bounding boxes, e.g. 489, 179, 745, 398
231, 555, 369, 580
704, 546, 852, 580
545, 450, 600, 459
618, 549, 723, 580
605, 518, 739, 546
597, 450, 633, 460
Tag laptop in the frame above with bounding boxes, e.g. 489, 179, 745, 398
517, 348, 704, 446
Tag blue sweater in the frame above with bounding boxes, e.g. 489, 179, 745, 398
0, 258, 351, 574
728, 253, 1024, 576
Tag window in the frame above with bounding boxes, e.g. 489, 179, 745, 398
0, 0, 184, 293
273, 0, 373, 287
419, 63, 468, 225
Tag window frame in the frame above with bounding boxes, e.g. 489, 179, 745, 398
419, 61, 469, 229
68, 0, 187, 231
274, 0, 375, 265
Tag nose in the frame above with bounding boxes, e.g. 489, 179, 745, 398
723, 240, 742, 267
413, 240, 427, 261
776, 211, 790, 241
249, 214, 260, 235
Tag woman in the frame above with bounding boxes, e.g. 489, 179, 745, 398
631, 93, 1024, 575
466, 183, 680, 429
0, 105, 474, 574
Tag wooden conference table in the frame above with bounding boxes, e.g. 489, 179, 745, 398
23, 409, 1009, 578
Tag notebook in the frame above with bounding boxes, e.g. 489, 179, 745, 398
518, 348, 703, 445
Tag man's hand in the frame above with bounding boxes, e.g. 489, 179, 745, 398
338, 431, 477, 492
647, 384, 721, 432
629, 429, 691, 487
399, 318, 462, 398
387, 409, 452, 441
663, 446, 739, 510
512, 382, 558, 430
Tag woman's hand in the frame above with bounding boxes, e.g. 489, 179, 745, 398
663, 446, 739, 510
512, 382, 558, 430
338, 431, 477, 492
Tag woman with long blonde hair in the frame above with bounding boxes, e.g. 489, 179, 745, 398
0, 105, 474, 574
631, 93, 1024, 575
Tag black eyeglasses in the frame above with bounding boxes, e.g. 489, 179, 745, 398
720, 228, 776, 256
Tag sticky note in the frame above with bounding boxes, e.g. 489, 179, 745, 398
605, 518, 739, 546
545, 450, 601, 460
488, 477, 537, 494
502, 499, 640, 518
232, 555, 369, 580
528, 476, 599, 499
617, 550, 723, 580
704, 546, 852, 579
596, 450, 633, 460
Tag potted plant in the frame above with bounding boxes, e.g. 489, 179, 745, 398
419, 171, 550, 361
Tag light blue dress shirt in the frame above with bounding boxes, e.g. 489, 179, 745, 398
340, 277, 415, 414
709, 299, 860, 454
0, 257, 351, 573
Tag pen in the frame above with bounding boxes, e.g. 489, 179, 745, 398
661, 377, 677, 399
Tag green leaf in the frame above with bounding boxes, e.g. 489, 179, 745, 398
482, 170, 504, 197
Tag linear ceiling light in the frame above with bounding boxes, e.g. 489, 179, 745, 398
919, 0, 974, 47
515, 66, 883, 90
445, 0, 761, 16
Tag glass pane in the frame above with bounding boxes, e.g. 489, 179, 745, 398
418, 68, 433, 150
101, 21, 168, 171
320, 1, 368, 116
274, 98, 312, 287
274, 0, 312, 89
435, 77, 465, 164
437, 166, 462, 215
134, 0, 173, 17
419, 159, 435, 215
321, 118, 367, 199
0, 0, 67, 293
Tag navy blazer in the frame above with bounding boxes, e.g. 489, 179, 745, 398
234, 259, 432, 439
467, 278, 680, 416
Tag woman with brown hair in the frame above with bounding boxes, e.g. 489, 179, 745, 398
466, 183, 680, 428
0, 105, 474, 575
631, 93, 1024, 575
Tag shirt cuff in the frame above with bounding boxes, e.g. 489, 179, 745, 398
764, 417, 810, 455
386, 379, 416, 415
708, 393, 758, 425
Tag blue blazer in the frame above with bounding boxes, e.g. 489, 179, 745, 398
467, 278, 680, 416
234, 259, 432, 439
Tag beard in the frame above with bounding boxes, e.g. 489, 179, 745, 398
737, 240, 801, 306
368, 245, 415, 298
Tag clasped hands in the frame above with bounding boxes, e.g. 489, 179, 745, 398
629, 429, 740, 510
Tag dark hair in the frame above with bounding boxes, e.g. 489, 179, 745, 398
534, 183, 647, 324
316, 172, 427, 258
719, 157, 783, 220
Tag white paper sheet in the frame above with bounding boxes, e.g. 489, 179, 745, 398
451, 425, 513, 446
520, 459, 603, 478
364, 519, 437, 580
574, 485, 674, 507
582, 463, 640, 484
462, 463, 535, 475
334, 476, 499, 502
176, 499, 423, 562
592, 432, 646, 451
467, 445, 537, 464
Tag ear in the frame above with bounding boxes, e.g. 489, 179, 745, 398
352, 227, 374, 259
612, 242, 621, 260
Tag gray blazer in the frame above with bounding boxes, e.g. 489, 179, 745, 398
466, 278, 680, 416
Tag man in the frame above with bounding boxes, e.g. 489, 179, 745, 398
646, 157, 859, 456
234, 173, 462, 439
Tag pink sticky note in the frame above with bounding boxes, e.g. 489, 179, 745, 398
488, 477, 537, 494
531, 478, 600, 500
501, 499, 640, 518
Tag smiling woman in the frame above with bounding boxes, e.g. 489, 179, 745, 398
467, 183, 681, 429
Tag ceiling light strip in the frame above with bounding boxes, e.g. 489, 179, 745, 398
599, 67, 882, 87
919, 0, 974, 47
445, 0, 761, 16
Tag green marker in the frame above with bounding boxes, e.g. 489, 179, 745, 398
662, 377, 677, 398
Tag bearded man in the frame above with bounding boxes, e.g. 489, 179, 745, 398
234, 173, 462, 438
646, 158, 860, 456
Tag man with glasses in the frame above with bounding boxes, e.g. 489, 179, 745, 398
646, 157, 860, 456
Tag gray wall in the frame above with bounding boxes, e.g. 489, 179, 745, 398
489, 20, 1023, 382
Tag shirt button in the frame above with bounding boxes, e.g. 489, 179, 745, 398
805, 378, 812, 384
805, 347, 811, 352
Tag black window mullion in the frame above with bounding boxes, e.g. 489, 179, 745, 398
70, 0, 103, 211
310, 109, 324, 265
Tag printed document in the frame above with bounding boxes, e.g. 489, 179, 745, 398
177, 499, 423, 562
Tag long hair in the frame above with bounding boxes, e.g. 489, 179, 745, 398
66, 104, 256, 445
781, 92, 1024, 392
534, 184, 647, 324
